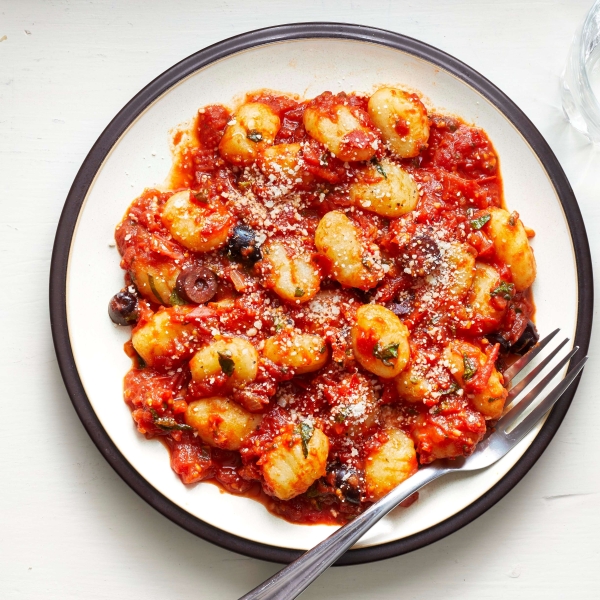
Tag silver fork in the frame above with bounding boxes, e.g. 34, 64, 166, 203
240, 329, 587, 600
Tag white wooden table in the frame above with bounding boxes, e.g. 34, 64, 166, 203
1, 1, 599, 598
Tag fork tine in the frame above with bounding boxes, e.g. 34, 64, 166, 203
503, 356, 587, 443
504, 338, 569, 407
502, 328, 560, 384
498, 346, 580, 433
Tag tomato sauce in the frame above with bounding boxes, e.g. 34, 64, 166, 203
114, 89, 536, 526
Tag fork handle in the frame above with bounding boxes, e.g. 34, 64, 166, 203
240, 465, 448, 600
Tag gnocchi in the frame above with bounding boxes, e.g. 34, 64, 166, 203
304, 94, 378, 162
161, 190, 233, 252
259, 239, 321, 304
368, 87, 430, 158
261, 426, 329, 500
131, 306, 197, 368
219, 102, 280, 166
443, 340, 508, 419
190, 338, 259, 391
185, 397, 262, 450
314, 210, 383, 290
365, 429, 418, 500
351, 304, 410, 378
263, 331, 329, 374
485, 207, 536, 291
349, 158, 419, 217
112, 87, 538, 524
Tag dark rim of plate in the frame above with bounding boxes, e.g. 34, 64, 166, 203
49, 22, 593, 565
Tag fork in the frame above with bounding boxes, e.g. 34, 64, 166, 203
240, 329, 587, 600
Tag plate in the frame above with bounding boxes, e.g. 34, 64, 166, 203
50, 23, 593, 564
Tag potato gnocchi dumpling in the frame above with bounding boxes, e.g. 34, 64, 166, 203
257, 143, 313, 188
443, 241, 477, 300
315, 210, 383, 290
263, 331, 329, 374
261, 426, 329, 500
219, 102, 280, 166
190, 338, 259, 391
351, 304, 410, 378
161, 190, 233, 252
131, 307, 197, 368
129, 258, 180, 306
349, 158, 419, 217
304, 95, 377, 162
365, 428, 418, 500
259, 240, 321, 304
462, 262, 506, 334
368, 87, 430, 158
112, 86, 538, 525
443, 340, 508, 419
485, 207, 536, 291
185, 397, 262, 450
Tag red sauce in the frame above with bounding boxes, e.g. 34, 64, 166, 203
114, 89, 536, 526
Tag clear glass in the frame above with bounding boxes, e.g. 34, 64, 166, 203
561, 0, 600, 143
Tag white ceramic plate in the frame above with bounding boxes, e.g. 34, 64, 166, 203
50, 24, 592, 564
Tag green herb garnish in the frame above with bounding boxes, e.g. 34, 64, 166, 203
294, 287, 305, 298
217, 351, 235, 377
149, 408, 194, 431
440, 381, 460, 395
462, 354, 478, 380
470, 213, 490, 230
169, 289, 187, 306
491, 281, 515, 301
319, 152, 329, 166
147, 274, 165, 304
371, 156, 387, 179
373, 342, 399, 367
297, 422, 314, 458
237, 180, 252, 188
334, 406, 351, 423
247, 130, 263, 142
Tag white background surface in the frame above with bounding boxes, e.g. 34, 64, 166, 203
1, 1, 599, 598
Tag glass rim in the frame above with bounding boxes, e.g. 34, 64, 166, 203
577, 0, 600, 117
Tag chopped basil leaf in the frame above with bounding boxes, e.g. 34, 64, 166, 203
491, 281, 515, 301
237, 180, 252, 188
470, 213, 491, 230
319, 345, 327, 354
294, 287, 305, 297
462, 354, 478, 380
169, 288, 187, 306
147, 274, 165, 304
247, 130, 263, 142
297, 422, 314, 458
335, 406, 351, 423
319, 152, 329, 166
217, 351, 235, 377
371, 156, 387, 179
373, 342, 399, 367
488, 397, 502, 403
440, 381, 460, 395
149, 408, 194, 431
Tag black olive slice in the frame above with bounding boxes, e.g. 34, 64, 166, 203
328, 463, 362, 505
401, 234, 441, 277
511, 320, 539, 355
108, 287, 139, 326
226, 224, 262, 265
176, 265, 218, 304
